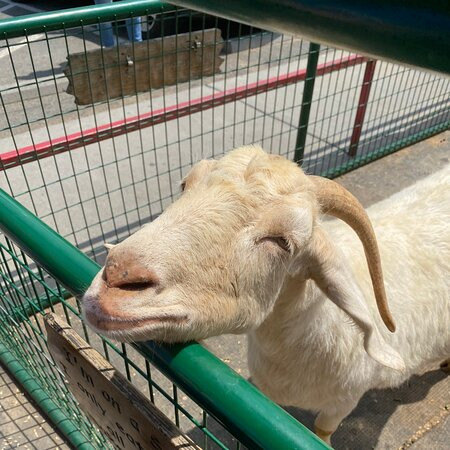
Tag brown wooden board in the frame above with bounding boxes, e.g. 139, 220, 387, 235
44, 313, 200, 450
64, 29, 223, 105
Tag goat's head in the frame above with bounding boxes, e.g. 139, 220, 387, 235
83, 146, 404, 370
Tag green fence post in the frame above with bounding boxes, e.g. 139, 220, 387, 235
294, 42, 320, 164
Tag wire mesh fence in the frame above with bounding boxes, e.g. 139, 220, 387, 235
1, 3, 448, 262
0, 238, 110, 449
0, 234, 238, 449
0, 1, 449, 448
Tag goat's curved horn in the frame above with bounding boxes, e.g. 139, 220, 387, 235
310, 175, 396, 332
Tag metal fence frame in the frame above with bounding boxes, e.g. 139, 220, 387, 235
0, 2, 448, 179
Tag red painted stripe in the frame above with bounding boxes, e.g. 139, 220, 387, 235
1, 54, 366, 170
349, 60, 377, 156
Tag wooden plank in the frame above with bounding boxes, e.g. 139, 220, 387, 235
64, 29, 223, 105
44, 313, 200, 450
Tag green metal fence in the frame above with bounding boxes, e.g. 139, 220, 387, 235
0, 188, 326, 449
0, 0, 449, 448
1, 1, 449, 261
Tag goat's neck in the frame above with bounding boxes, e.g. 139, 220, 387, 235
251, 274, 335, 355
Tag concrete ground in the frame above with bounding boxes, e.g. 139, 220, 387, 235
1, 31, 448, 258
0, 363, 69, 450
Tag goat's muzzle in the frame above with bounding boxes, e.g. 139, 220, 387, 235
103, 251, 160, 291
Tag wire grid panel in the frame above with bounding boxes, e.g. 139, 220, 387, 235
302, 56, 450, 177
1, 8, 448, 262
0, 235, 243, 449
0, 239, 110, 448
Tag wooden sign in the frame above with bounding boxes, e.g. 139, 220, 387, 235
45, 313, 200, 450
64, 28, 224, 105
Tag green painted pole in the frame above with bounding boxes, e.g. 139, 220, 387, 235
0, 188, 329, 449
294, 42, 320, 164
0, 0, 175, 39
168, 0, 450, 76
0, 191, 99, 297
0, 342, 95, 450
139, 341, 326, 450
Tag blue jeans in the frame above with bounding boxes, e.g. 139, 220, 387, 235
94, 0, 142, 47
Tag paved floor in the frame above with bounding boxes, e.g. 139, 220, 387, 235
1, 36, 448, 259
0, 3, 448, 267
0, 364, 69, 450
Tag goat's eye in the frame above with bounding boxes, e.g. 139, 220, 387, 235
180, 181, 186, 192
258, 236, 291, 253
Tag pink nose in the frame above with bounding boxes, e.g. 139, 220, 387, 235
103, 251, 159, 289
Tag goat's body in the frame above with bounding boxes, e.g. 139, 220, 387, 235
249, 165, 450, 415
84, 145, 449, 445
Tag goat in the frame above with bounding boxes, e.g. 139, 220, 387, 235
83, 146, 450, 445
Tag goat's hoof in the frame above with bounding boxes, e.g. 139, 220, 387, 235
440, 359, 450, 373
314, 426, 333, 446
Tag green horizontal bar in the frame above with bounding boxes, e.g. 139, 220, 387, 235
138, 341, 325, 449
0, 189, 329, 449
322, 119, 450, 179
168, 0, 450, 76
0, 342, 95, 449
0, 0, 175, 39
0, 191, 99, 297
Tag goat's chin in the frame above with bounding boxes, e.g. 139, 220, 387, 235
91, 323, 191, 344
82, 300, 191, 343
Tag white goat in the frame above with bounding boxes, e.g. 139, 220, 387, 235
83, 146, 450, 445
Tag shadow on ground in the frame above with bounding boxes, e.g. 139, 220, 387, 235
181, 366, 448, 450
286, 368, 448, 449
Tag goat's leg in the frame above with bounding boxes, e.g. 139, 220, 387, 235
440, 358, 450, 373
314, 399, 359, 446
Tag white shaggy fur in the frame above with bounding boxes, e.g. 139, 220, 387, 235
83, 147, 450, 445
248, 163, 450, 440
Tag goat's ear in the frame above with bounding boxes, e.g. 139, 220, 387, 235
307, 227, 405, 371
182, 159, 217, 192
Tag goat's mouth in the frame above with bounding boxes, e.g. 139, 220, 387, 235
82, 271, 191, 341
84, 308, 188, 333
82, 288, 189, 338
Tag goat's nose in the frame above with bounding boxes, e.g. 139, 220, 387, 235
103, 252, 159, 290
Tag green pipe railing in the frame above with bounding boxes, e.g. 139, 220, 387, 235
0, 187, 329, 449
0, 0, 175, 39
294, 42, 321, 164
0, 342, 95, 450
168, 0, 450, 76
